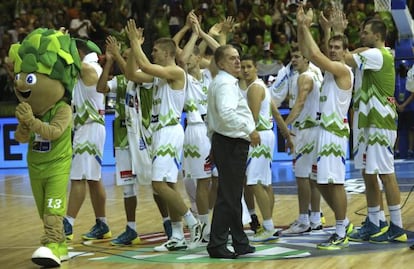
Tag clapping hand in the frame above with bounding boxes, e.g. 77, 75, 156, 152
125, 19, 144, 46
296, 5, 313, 27
15, 102, 34, 127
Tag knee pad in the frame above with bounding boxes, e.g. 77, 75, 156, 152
123, 184, 137, 198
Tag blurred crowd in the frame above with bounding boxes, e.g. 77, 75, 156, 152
0, 0, 412, 103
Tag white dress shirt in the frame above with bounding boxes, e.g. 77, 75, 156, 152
207, 70, 255, 141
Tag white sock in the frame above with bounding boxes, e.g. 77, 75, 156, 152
309, 212, 321, 224
388, 205, 403, 228
262, 219, 275, 232
171, 221, 184, 239
66, 216, 75, 226
379, 210, 386, 222
298, 213, 310, 225
97, 217, 107, 224
198, 214, 209, 226
199, 214, 210, 236
127, 221, 136, 231
183, 209, 198, 227
367, 206, 380, 227
335, 219, 346, 238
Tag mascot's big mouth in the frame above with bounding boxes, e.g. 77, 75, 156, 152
19, 89, 31, 99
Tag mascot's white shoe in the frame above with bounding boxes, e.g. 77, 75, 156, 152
31, 243, 61, 268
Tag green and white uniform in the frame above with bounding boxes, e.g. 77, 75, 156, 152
125, 80, 154, 185
71, 52, 105, 180
293, 69, 322, 178
151, 76, 186, 182
312, 68, 353, 184
183, 69, 212, 180
352, 48, 396, 174
107, 75, 135, 185
245, 78, 275, 186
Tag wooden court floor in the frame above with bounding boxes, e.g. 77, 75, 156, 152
1, 167, 414, 269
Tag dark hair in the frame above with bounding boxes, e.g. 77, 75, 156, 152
214, 44, 236, 65
75, 39, 92, 54
290, 42, 300, 53
329, 34, 349, 50
240, 54, 256, 66
75, 39, 102, 55
366, 18, 387, 41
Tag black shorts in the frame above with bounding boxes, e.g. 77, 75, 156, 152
397, 111, 414, 130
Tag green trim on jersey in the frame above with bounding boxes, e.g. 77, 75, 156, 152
294, 116, 319, 130
73, 99, 105, 126
139, 86, 153, 129
358, 48, 397, 130
152, 109, 180, 132
320, 113, 350, 138
113, 75, 128, 149
256, 109, 273, 131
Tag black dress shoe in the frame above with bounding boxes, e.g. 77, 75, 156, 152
207, 247, 238, 259
234, 245, 256, 255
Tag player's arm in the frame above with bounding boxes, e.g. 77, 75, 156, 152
285, 73, 313, 125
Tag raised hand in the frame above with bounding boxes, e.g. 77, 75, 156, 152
105, 35, 119, 60
208, 22, 223, 37
221, 16, 235, 34
125, 19, 144, 46
185, 10, 193, 29
296, 5, 313, 27
189, 10, 201, 35
330, 8, 348, 34
318, 10, 331, 32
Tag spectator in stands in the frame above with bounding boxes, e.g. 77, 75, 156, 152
69, 11, 93, 38
152, 6, 171, 40
248, 34, 265, 61
272, 33, 291, 65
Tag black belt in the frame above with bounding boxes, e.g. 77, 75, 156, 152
213, 132, 250, 145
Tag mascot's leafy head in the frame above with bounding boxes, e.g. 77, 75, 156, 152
8, 28, 82, 99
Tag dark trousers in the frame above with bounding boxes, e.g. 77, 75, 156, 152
207, 132, 250, 252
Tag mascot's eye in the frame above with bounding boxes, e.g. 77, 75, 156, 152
15, 74, 20, 81
26, 73, 37, 85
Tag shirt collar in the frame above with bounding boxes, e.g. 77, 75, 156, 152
218, 70, 238, 84
82, 52, 98, 64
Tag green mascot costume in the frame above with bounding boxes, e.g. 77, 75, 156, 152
9, 28, 81, 267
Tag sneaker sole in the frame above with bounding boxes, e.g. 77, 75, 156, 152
311, 226, 323, 231
32, 257, 61, 267
317, 244, 349, 250
154, 245, 187, 252
348, 236, 367, 242
250, 237, 279, 244
66, 234, 74, 241
110, 238, 143, 246
389, 233, 408, 243
82, 231, 112, 240
282, 229, 311, 236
